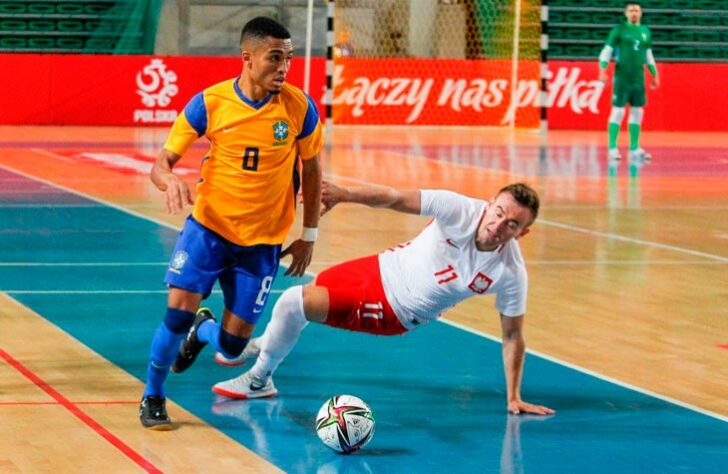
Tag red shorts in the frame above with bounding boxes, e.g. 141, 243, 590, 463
315, 255, 407, 335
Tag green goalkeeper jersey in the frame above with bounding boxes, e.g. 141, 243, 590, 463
604, 22, 653, 84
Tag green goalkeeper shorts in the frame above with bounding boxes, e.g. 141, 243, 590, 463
612, 79, 646, 107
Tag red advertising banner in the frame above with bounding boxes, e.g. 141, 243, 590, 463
331, 58, 541, 128
333, 58, 728, 131
548, 60, 728, 132
0, 54, 725, 131
0, 54, 326, 126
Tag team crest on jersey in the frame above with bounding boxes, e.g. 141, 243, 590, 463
169, 250, 188, 274
272, 120, 289, 146
468, 272, 493, 294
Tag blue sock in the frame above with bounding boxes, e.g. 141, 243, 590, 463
197, 320, 220, 349
143, 308, 195, 398
197, 321, 248, 359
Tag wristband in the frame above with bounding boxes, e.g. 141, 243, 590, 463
301, 227, 318, 242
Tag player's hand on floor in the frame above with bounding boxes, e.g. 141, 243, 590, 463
507, 400, 555, 416
282, 239, 314, 276
320, 180, 346, 216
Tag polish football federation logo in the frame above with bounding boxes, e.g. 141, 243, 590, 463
468, 272, 493, 294
136, 59, 179, 108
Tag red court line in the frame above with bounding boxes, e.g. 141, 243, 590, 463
0, 348, 163, 474
0, 401, 138, 406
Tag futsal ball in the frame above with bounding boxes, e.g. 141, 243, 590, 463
315, 395, 375, 454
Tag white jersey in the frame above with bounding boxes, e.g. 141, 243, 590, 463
378, 190, 528, 330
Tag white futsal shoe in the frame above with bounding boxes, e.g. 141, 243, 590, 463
214, 337, 262, 367
213, 370, 277, 399
608, 148, 622, 161
628, 147, 652, 163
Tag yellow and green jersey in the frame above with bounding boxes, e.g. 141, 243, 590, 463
164, 78, 323, 247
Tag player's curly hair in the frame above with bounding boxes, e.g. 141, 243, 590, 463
240, 16, 291, 45
497, 183, 540, 225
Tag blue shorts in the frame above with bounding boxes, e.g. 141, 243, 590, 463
164, 216, 281, 324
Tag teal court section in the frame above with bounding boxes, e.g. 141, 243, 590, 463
1, 167, 727, 473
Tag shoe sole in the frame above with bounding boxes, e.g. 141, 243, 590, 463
212, 385, 277, 400
143, 422, 174, 431
214, 352, 248, 367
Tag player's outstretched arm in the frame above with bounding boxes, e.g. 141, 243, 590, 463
283, 155, 322, 276
320, 180, 421, 216
151, 149, 194, 214
500, 314, 555, 416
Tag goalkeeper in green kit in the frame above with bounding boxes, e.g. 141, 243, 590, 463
598, 2, 659, 163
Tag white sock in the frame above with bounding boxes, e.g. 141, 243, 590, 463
250, 286, 308, 380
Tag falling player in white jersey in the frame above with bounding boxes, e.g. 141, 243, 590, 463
213, 181, 554, 416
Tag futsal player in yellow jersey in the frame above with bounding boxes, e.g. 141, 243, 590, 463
140, 16, 323, 429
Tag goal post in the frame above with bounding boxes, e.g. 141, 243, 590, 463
321, 0, 547, 129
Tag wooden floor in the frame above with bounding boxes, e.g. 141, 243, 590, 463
0, 125, 726, 472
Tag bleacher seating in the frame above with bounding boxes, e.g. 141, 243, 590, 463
549, 0, 728, 62
0, 0, 160, 53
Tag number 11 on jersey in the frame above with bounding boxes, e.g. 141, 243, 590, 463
434, 265, 458, 284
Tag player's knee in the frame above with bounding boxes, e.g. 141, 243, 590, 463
275, 285, 309, 323
609, 107, 625, 124
218, 329, 249, 359
163, 307, 196, 334
628, 107, 643, 125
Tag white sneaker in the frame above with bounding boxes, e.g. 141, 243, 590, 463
608, 148, 622, 161
628, 147, 652, 163
212, 371, 277, 399
214, 337, 262, 367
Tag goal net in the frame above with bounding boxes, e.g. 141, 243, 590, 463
329, 0, 543, 128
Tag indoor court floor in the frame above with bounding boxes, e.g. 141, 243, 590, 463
0, 125, 726, 473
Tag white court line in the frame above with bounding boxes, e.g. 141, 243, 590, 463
0, 204, 105, 208
0, 262, 167, 267
0, 163, 182, 233
539, 219, 728, 262
547, 205, 728, 210
2, 260, 723, 267
1, 162, 725, 423
441, 317, 728, 423
327, 172, 728, 262
30, 148, 74, 162
308, 259, 726, 266
4, 289, 285, 295
0, 189, 68, 194
528, 260, 726, 265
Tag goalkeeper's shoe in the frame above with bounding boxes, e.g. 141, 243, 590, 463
628, 147, 652, 163
608, 148, 622, 161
